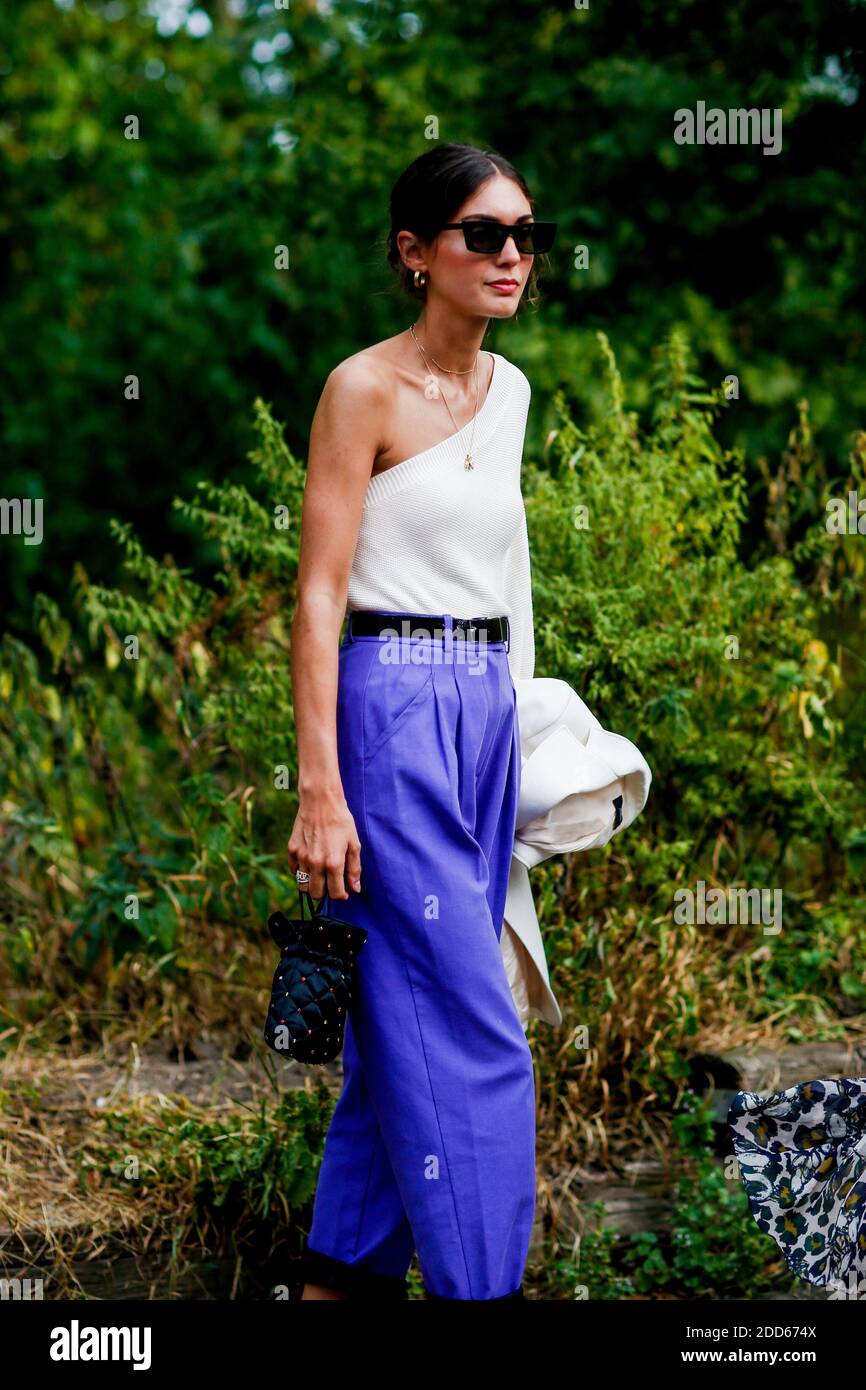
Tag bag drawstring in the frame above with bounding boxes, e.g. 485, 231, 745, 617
298, 887, 332, 920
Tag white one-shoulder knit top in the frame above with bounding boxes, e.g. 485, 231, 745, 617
345, 352, 536, 683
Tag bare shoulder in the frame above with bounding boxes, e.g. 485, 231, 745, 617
309, 342, 403, 469
321, 342, 398, 413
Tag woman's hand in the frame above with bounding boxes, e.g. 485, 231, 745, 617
287, 786, 362, 900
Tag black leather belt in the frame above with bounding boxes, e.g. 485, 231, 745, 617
347, 610, 510, 650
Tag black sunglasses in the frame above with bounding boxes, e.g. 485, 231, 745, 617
440, 220, 557, 255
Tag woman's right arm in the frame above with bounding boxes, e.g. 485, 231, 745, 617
287, 357, 388, 900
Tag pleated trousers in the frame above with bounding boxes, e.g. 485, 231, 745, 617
302, 613, 536, 1300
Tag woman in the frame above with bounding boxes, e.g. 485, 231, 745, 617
286, 143, 556, 1301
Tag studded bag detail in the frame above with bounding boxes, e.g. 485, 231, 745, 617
263, 890, 368, 1063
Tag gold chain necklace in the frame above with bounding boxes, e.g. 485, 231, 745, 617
409, 327, 480, 471
409, 322, 477, 374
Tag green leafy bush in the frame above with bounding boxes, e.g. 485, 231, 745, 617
1, 331, 863, 1147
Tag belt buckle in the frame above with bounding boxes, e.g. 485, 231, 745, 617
455, 619, 482, 643
469, 616, 505, 649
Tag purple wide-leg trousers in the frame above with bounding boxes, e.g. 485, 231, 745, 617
302, 613, 536, 1300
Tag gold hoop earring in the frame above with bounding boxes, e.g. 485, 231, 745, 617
413, 270, 427, 289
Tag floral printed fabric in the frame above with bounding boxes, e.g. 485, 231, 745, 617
728, 1077, 866, 1288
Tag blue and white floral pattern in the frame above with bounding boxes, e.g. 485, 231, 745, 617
728, 1077, 866, 1287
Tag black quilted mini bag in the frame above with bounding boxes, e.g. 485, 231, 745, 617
263, 890, 368, 1063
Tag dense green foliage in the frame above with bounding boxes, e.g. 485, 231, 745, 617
2, 328, 863, 1075
3, 326, 865, 1295
3, 0, 866, 628
3, 0, 866, 1298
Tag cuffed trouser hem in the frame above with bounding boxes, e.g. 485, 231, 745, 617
425, 1285, 526, 1301
299, 1245, 409, 1300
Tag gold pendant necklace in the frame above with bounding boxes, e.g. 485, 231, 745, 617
409, 327, 480, 470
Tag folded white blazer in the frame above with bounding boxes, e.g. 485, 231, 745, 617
500, 677, 653, 1029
